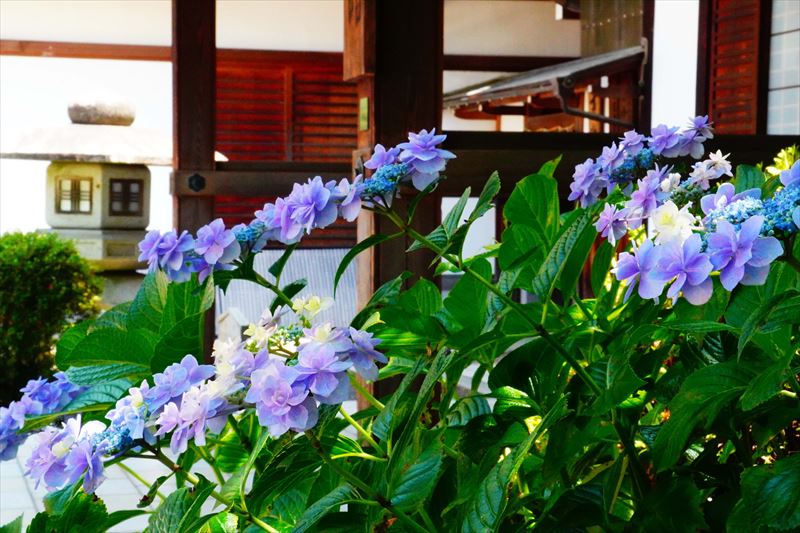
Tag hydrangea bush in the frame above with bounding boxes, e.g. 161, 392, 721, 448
1, 124, 799, 532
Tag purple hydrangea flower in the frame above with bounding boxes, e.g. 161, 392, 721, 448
334, 178, 362, 222
397, 129, 456, 191
156, 230, 194, 272
568, 158, 605, 208
0, 405, 27, 461
595, 204, 628, 245
145, 355, 215, 413
155, 386, 228, 454
138, 230, 163, 268
106, 381, 150, 440
612, 239, 662, 301
687, 115, 714, 140
344, 328, 386, 382
245, 360, 318, 437
364, 144, 401, 170
299, 324, 354, 358
21, 373, 81, 413
649, 233, 714, 305
648, 124, 681, 157
25, 426, 72, 490
706, 216, 783, 290
700, 183, 762, 216
624, 167, 665, 228
620, 130, 645, 156
195, 219, 241, 266
295, 350, 352, 404
598, 142, 625, 173
277, 177, 339, 242
64, 438, 106, 494
677, 131, 706, 159
781, 161, 800, 187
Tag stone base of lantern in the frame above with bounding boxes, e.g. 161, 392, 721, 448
47, 228, 146, 271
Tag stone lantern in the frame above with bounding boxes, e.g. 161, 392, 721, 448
1, 98, 171, 270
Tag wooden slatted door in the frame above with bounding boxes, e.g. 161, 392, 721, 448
212, 51, 359, 247
704, 0, 770, 133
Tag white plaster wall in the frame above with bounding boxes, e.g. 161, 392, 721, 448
444, 0, 581, 57
651, 0, 699, 127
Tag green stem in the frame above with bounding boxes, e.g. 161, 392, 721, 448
116, 461, 166, 501
349, 373, 385, 410
228, 414, 252, 451
782, 252, 800, 274
254, 272, 294, 308
192, 443, 226, 487
305, 431, 431, 533
339, 406, 385, 455
330, 452, 387, 462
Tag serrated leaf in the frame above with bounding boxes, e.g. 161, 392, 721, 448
390, 439, 443, 510
461, 396, 569, 532
651, 361, 755, 472
197, 512, 238, 533
728, 454, 800, 532
408, 225, 448, 253
64, 363, 147, 386
60, 327, 157, 367
398, 278, 442, 316
557, 210, 599, 301
106, 510, 148, 530
0, 515, 23, 533
292, 484, 355, 533
443, 188, 472, 237
469, 172, 501, 223
443, 258, 491, 334
334, 233, 402, 294
661, 320, 738, 333
740, 357, 790, 411
268, 243, 297, 279
127, 270, 169, 332
537, 155, 562, 178
590, 241, 614, 296
504, 173, 559, 243
738, 289, 799, 357
734, 164, 765, 193
531, 210, 591, 300
151, 314, 205, 373
373, 358, 425, 441
446, 397, 491, 427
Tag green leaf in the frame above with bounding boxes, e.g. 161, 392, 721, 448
334, 233, 402, 294
176, 476, 217, 533
740, 357, 791, 411
531, 210, 591, 300
148, 475, 216, 533
651, 361, 755, 472
271, 280, 307, 313
151, 314, 206, 373
492, 386, 539, 419
398, 278, 442, 316
198, 512, 238, 533
469, 172, 501, 223
30, 483, 108, 533
498, 224, 546, 272
292, 484, 355, 533
537, 155, 562, 178
556, 210, 598, 301
55, 320, 92, 367
106, 510, 148, 530
59, 327, 157, 367
390, 439, 444, 511
661, 320, 738, 333
590, 241, 614, 296
65, 378, 131, 410
443, 258, 491, 334
630, 476, 708, 532
446, 397, 491, 427
268, 243, 297, 279
728, 454, 800, 532
127, 270, 169, 332
738, 289, 799, 357
64, 363, 147, 386
504, 173, 559, 243
443, 188, 472, 237
0, 515, 23, 533
734, 164, 765, 193
461, 396, 569, 533
593, 354, 645, 414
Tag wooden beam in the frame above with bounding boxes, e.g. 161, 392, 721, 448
443, 54, 577, 72
0, 39, 168, 60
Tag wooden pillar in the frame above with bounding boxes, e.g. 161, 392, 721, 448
345, 0, 444, 398
172, 0, 216, 357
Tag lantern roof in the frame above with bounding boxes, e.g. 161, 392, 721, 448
0, 98, 226, 166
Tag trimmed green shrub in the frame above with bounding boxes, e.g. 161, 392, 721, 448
0, 232, 101, 404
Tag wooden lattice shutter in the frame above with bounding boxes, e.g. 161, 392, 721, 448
705, 0, 768, 134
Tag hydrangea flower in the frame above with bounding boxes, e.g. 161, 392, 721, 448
705, 196, 765, 233
568, 158, 605, 208
106, 381, 150, 440
612, 239, 662, 301
595, 204, 628, 245
706, 216, 784, 290
397, 129, 456, 190
624, 168, 664, 228
648, 124, 681, 157
294, 351, 352, 405
156, 386, 228, 454
138, 230, 163, 268
334, 178, 362, 222
364, 144, 400, 170
298, 323, 353, 359
687, 115, 714, 139
361, 163, 408, 207
277, 177, 339, 242
700, 183, 762, 216
345, 328, 386, 382
64, 438, 106, 494
648, 234, 713, 305
21, 373, 82, 413
597, 142, 625, 173
780, 160, 799, 187
195, 218, 241, 267
620, 130, 645, 155
245, 360, 318, 437
25, 426, 71, 490
145, 355, 215, 413
156, 230, 194, 272
649, 200, 698, 245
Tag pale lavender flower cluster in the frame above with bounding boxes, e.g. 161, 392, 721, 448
4, 307, 386, 496
0, 373, 82, 461
568, 116, 713, 208
138, 129, 453, 284
589, 122, 796, 306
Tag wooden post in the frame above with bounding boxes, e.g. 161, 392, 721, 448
172, 0, 216, 358
345, 0, 444, 399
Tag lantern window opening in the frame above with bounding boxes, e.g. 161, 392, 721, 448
56, 176, 92, 214
109, 178, 144, 216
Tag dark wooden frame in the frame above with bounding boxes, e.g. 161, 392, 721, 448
109, 178, 144, 216
55, 176, 92, 214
